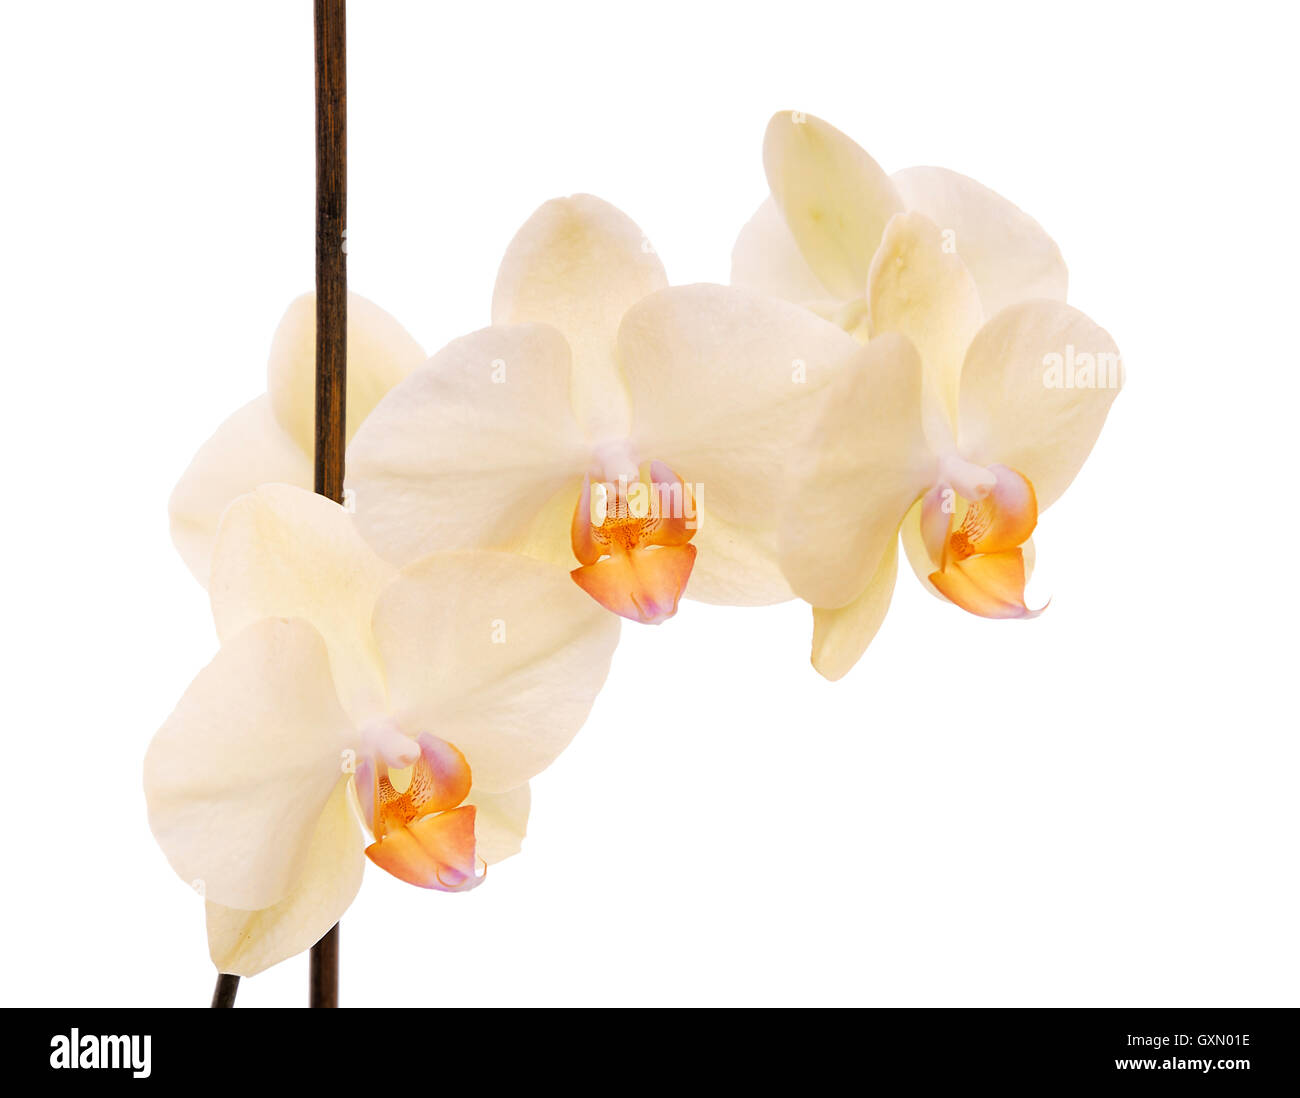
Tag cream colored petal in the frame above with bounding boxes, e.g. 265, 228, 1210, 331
498, 475, 587, 567
778, 333, 936, 610
810, 534, 899, 681
266, 291, 426, 453
617, 284, 864, 605
347, 324, 589, 567
168, 396, 312, 586
687, 504, 792, 606
467, 784, 531, 865
371, 552, 620, 792
762, 111, 905, 301
209, 484, 394, 724
144, 618, 356, 911
730, 196, 835, 307
893, 165, 1068, 318
957, 302, 1122, 509
491, 195, 667, 439
867, 211, 984, 426
205, 781, 364, 977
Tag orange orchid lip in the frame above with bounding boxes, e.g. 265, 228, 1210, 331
924, 464, 1045, 620
356, 731, 484, 892
570, 461, 698, 624
366, 804, 481, 891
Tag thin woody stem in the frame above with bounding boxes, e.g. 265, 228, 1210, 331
310, 0, 346, 1008
211, 973, 240, 1008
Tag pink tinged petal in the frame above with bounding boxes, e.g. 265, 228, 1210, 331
929, 548, 1045, 620
948, 465, 1037, 561
368, 733, 473, 839
365, 805, 484, 892
571, 544, 696, 625
409, 734, 473, 818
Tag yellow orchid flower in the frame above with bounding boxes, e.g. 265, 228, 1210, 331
168, 293, 426, 585
144, 484, 618, 976
732, 113, 1121, 678
771, 221, 1121, 679
347, 194, 866, 624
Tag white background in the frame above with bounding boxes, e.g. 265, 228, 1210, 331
3, 1, 1296, 1007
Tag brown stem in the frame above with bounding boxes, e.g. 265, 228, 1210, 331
309, 923, 340, 1008
211, 973, 240, 1008
310, 0, 346, 1008
313, 0, 346, 505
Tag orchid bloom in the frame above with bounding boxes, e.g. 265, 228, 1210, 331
731, 113, 1121, 678
168, 292, 426, 584
346, 194, 866, 624
770, 219, 1121, 679
144, 484, 618, 975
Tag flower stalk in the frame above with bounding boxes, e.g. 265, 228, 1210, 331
310, 0, 347, 1008
210, 973, 240, 1008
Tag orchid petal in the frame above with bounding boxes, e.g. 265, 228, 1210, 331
571, 543, 696, 625
730, 196, 835, 306
929, 548, 1044, 620
267, 292, 426, 455
366, 804, 482, 892
467, 784, 531, 865
679, 506, 790, 606
810, 534, 899, 681
144, 618, 355, 911
491, 194, 666, 439
918, 484, 953, 567
867, 211, 984, 425
370, 552, 620, 792
347, 323, 589, 567
208, 484, 394, 724
168, 396, 313, 586
205, 781, 364, 977
762, 111, 904, 301
618, 283, 865, 605
957, 301, 1122, 509
900, 497, 947, 599
949, 465, 1037, 559
370, 734, 474, 839
777, 333, 935, 610
892, 165, 1068, 318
